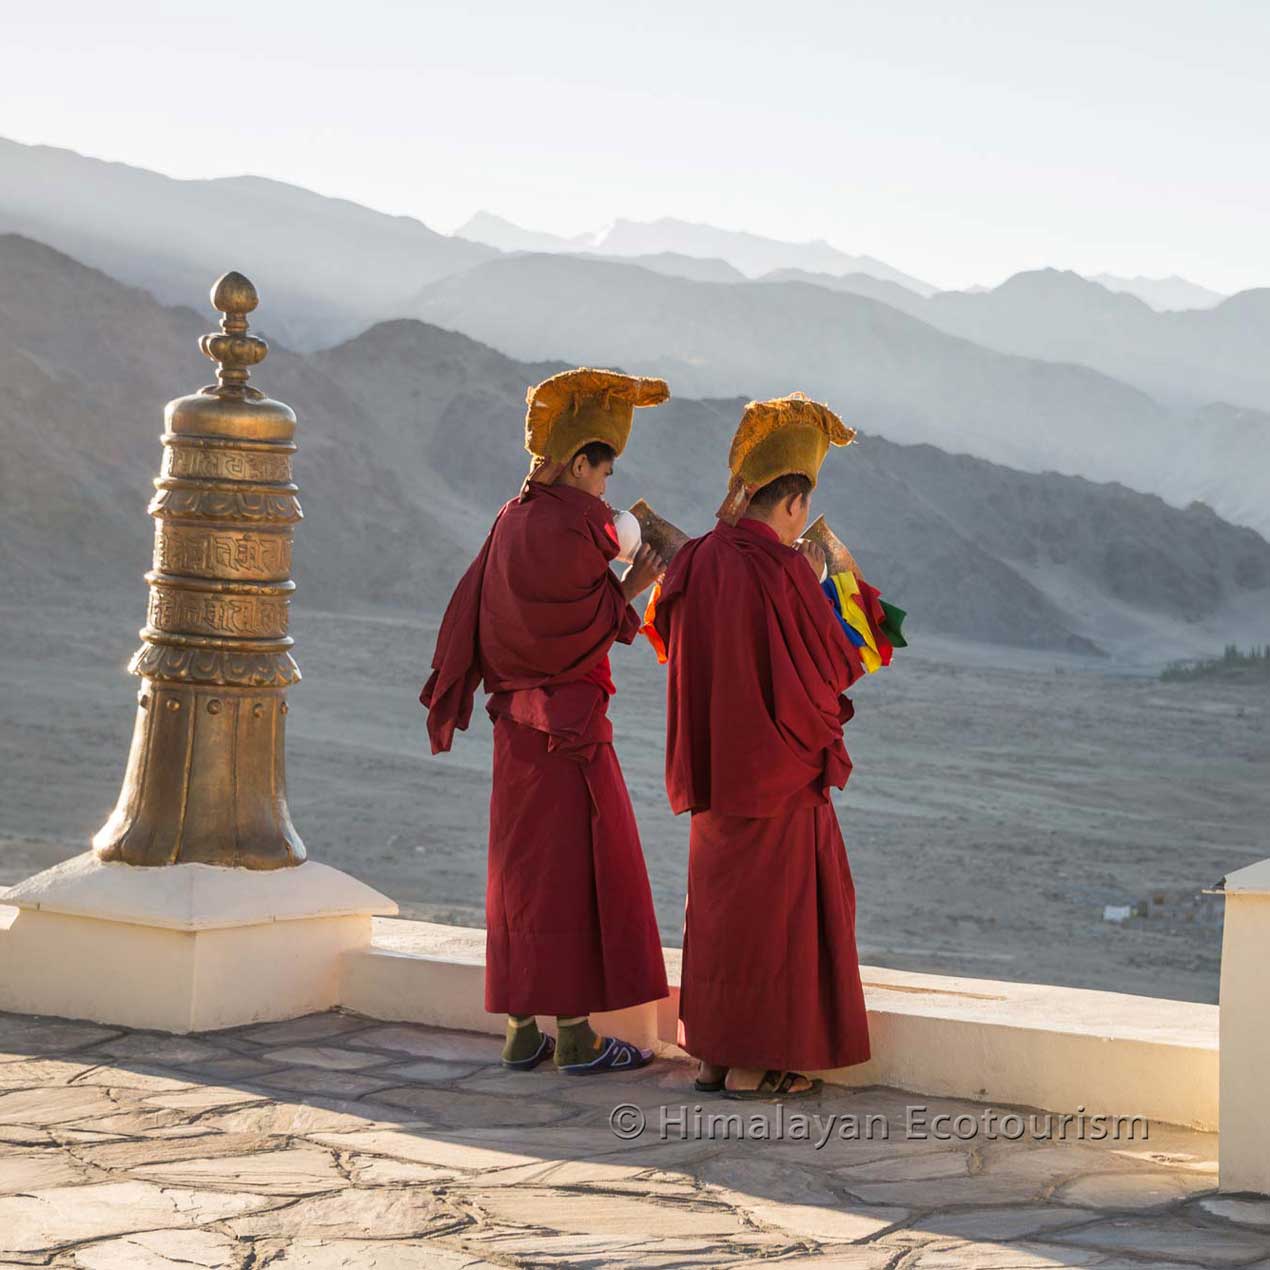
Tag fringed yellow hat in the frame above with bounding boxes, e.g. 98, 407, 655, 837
523, 367, 670, 485
716, 391, 855, 523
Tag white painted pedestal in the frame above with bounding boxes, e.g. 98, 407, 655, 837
1218, 856, 1270, 1195
0, 853, 396, 1034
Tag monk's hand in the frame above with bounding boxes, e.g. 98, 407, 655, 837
621, 543, 667, 601
795, 538, 826, 580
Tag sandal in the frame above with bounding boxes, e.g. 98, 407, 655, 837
557, 1036, 654, 1075
694, 1064, 730, 1093
501, 1032, 556, 1071
722, 1069, 823, 1100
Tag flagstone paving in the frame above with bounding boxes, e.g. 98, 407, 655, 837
0, 1008, 1263, 1268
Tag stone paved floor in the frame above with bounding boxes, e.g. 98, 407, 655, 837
0, 1008, 1265, 1268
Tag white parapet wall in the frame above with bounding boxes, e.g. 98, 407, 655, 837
1217, 858, 1270, 1195
0, 876, 1224, 1141
342, 917, 1219, 1133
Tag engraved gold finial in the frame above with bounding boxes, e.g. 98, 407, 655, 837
92, 272, 305, 870
199, 271, 268, 397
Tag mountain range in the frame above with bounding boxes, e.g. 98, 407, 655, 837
455, 212, 936, 294
916, 271, 1270, 414
3, 138, 1259, 402
411, 253, 1270, 538
759, 266, 1269, 415
460, 213, 1231, 313
4, 233, 1269, 662
0, 137, 495, 350
3, 137, 1266, 544
1092, 273, 1226, 311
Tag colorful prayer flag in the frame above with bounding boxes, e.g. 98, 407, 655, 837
821, 571, 906, 673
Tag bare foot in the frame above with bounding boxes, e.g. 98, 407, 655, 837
724, 1067, 816, 1095
697, 1061, 727, 1085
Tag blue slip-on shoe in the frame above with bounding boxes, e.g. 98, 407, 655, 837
557, 1035, 654, 1075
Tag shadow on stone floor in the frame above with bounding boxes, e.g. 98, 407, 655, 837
1, 1008, 1263, 1269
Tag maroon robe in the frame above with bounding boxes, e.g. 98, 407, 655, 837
651, 516, 871, 1070
422, 481, 668, 1016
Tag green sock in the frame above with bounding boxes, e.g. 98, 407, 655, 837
555, 1015, 603, 1066
502, 1014, 542, 1063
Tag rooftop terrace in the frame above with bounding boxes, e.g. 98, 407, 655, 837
3, 1006, 1265, 1268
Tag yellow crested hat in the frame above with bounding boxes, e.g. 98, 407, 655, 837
717, 392, 855, 522
523, 367, 669, 483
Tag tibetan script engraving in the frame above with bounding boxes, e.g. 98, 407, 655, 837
155, 525, 291, 580
164, 445, 292, 484
148, 587, 290, 639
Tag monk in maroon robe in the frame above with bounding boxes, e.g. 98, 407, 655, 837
422, 369, 670, 1075
649, 393, 868, 1098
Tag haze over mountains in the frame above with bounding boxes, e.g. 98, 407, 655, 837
1093, 273, 1226, 312
456, 211, 937, 294
461, 212, 1231, 313
3, 136, 1266, 579
0, 138, 495, 350
412, 253, 1270, 538
4, 233, 1269, 663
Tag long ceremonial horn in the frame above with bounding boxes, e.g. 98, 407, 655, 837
628, 499, 691, 562
804, 515, 863, 578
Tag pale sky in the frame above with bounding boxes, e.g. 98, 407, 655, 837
4, 0, 1268, 292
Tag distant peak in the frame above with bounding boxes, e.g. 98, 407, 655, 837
996, 268, 1107, 294
459, 210, 520, 232
455, 211, 598, 251
1090, 272, 1227, 311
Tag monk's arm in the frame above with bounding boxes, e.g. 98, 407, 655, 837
620, 543, 667, 603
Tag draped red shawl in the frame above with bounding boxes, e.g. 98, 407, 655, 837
650, 517, 863, 818
421, 482, 639, 754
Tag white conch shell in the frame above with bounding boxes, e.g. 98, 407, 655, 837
613, 509, 643, 564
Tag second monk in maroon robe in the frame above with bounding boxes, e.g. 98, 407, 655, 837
651, 515, 871, 1071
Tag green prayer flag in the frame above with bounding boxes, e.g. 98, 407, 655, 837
880, 599, 908, 648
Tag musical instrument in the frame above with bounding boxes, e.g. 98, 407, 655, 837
802, 515, 863, 579
628, 499, 691, 563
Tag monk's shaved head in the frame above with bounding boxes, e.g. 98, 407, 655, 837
749, 473, 812, 511
745, 473, 812, 546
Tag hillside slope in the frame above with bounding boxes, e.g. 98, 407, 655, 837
5, 235, 1268, 657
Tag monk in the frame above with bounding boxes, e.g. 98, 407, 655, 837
422, 368, 670, 1075
648, 392, 870, 1098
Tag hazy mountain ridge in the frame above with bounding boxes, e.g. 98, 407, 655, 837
458, 214, 1229, 314
409, 253, 1270, 540
748, 264, 1267, 412
0, 138, 495, 351
457, 210, 936, 294
758, 267, 927, 310
457, 214, 1263, 410
919, 269, 1270, 414
1092, 273, 1226, 311
455, 211, 594, 255
7, 137, 1261, 417
5, 234, 1270, 660
7, 136, 1264, 497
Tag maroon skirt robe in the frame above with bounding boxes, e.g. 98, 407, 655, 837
486, 703, 665, 1015
652, 517, 871, 1070
422, 482, 668, 1018
679, 804, 869, 1070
